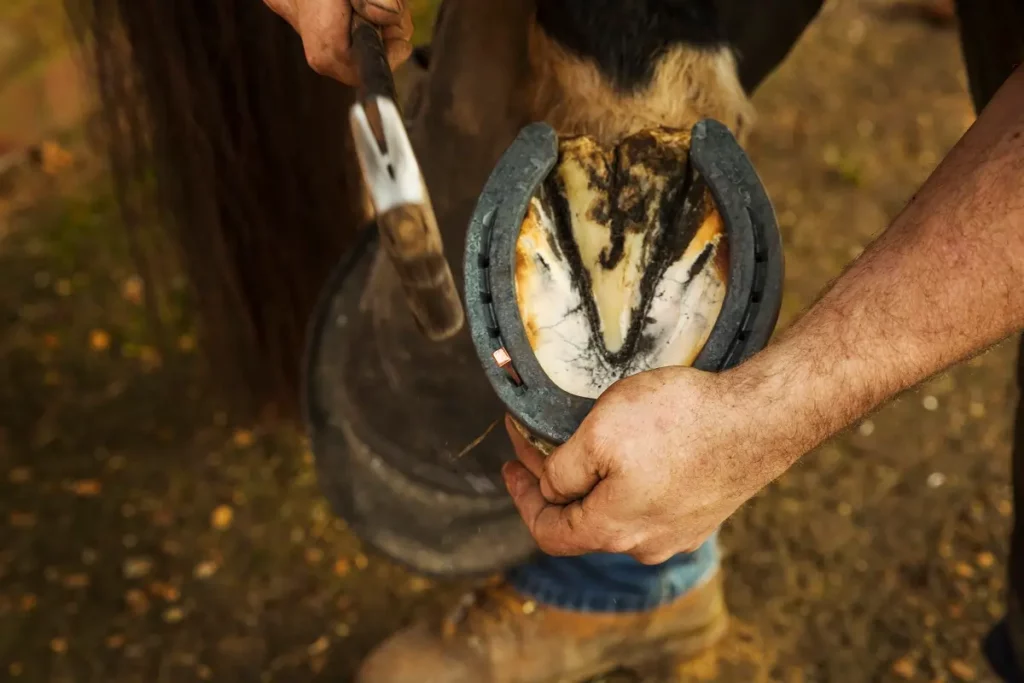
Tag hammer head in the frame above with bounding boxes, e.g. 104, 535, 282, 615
350, 96, 465, 341
350, 97, 426, 214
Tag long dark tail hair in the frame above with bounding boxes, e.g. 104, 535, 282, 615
64, 0, 365, 423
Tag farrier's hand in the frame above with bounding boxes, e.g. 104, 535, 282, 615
263, 0, 413, 85
502, 364, 805, 564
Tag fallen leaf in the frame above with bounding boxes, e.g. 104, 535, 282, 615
138, 346, 162, 371
8, 662, 23, 677
54, 279, 72, 297
69, 479, 102, 497
9, 512, 36, 528
948, 659, 976, 681
40, 141, 73, 174
125, 589, 149, 615
306, 548, 324, 565
63, 574, 90, 589
211, 505, 234, 530
123, 557, 153, 579
407, 577, 432, 593
89, 330, 111, 352
953, 562, 975, 578
149, 582, 180, 602
892, 656, 916, 679
151, 509, 174, 527
121, 276, 144, 304
333, 559, 350, 577
232, 430, 254, 448
8, 467, 31, 484
193, 560, 219, 580
197, 665, 212, 680
174, 653, 197, 667
977, 552, 996, 569
20, 595, 37, 611
307, 636, 330, 657
354, 554, 369, 570
163, 607, 185, 623
50, 637, 68, 654
177, 335, 196, 352
106, 634, 125, 649
42, 334, 59, 349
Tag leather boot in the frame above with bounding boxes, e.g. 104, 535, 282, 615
357, 573, 728, 683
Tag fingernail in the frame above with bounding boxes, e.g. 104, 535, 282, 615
368, 0, 401, 13
502, 463, 525, 496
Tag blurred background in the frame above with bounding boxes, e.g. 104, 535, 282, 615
0, 0, 1017, 681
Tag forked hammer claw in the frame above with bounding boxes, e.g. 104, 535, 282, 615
349, 97, 427, 214
348, 95, 465, 341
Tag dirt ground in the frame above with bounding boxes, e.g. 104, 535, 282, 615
0, 1, 1019, 682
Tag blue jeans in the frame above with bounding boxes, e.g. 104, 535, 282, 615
506, 532, 720, 613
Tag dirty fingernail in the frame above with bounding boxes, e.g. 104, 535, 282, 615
502, 463, 526, 496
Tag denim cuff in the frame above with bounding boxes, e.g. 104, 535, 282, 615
506, 533, 720, 613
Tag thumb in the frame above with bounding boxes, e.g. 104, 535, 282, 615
541, 431, 602, 505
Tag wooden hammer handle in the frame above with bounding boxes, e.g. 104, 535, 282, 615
377, 203, 465, 341
350, 15, 399, 105
349, 15, 465, 341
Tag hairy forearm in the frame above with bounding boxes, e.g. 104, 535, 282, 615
741, 65, 1024, 467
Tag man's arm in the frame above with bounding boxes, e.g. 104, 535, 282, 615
750, 63, 1024, 463
502, 65, 1024, 563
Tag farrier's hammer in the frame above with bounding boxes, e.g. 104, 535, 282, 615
348, 15, 465, 341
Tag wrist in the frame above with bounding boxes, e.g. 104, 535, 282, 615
723, 311, 884, 474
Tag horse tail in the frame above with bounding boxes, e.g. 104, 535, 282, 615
65, 0, 365, 423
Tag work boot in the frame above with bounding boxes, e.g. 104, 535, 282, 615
356, 573, 728, 683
